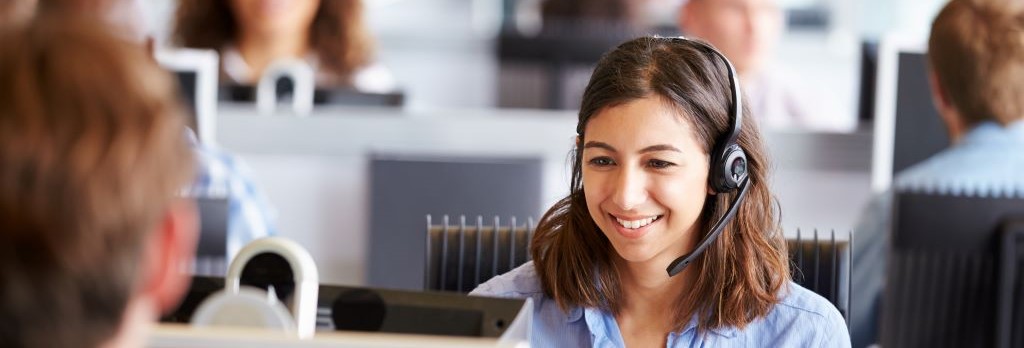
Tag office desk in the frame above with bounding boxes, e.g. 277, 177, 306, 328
148, 324, 525, 348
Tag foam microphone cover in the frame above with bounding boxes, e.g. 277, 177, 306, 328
331, 288, 387, 332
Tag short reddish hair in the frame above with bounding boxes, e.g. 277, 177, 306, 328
929, 0, 1024, 126
0, 14, 194, 347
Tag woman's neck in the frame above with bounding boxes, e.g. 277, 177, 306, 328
616, 258, 691, 317
235, 31, 310, 81
614, 258, 694, 346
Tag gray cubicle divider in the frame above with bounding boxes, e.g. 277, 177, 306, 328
368, 154, 544, 291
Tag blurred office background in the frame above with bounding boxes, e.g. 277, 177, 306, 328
135, 0, 946, 288
140, 0, 946, 111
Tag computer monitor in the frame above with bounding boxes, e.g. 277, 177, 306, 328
154, 48, 219, 144
857, 40, 879, 122
871, 37, 950, 192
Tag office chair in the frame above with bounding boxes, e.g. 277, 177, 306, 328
787, 229, 852, 325
424, 215, 533, 293
881, 190, 1024, 348
424, 215, 853, 325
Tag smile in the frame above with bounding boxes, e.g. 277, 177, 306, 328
613, 215, 663, 230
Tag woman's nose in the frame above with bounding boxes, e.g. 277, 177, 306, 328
611, 167, 647, 210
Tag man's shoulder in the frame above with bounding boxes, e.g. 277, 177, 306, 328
895, 143, 1024, 190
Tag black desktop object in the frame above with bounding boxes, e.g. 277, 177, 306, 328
857, 40, 878, 122
193, 197, 230, 276
174, 71, 201, 132
221, 83, 405, 108
163, 276, 526, 338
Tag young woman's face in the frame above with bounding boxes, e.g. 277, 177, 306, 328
229, 0, 321, 38
582, 96, 711, 266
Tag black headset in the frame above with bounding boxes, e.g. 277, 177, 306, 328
665, 37, 751, 277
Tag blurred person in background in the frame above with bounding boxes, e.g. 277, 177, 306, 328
0, 14, 197, 348
35, 0, 280, 260
173, 0, 396, 94
540, 0, 648, 33
849, 0, 1024, 346
678, 0, 851, 132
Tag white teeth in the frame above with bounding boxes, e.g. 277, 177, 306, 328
615, 216, 659, 229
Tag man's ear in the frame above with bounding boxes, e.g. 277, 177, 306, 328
140, 198, 199, 315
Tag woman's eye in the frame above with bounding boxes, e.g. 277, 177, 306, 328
648, 159, 675, 169
588, 157, 614, 167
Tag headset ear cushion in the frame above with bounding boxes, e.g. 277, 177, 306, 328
713, 145, 748, 193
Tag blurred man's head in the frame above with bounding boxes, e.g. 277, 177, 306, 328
0, 14, 198, 348
0, 0, 36, 28
678, 0, 783, 77
928, 0, 1024, 140
37, 0, 149, 43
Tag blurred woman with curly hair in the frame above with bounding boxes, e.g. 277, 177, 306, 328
173, 0, 396, 93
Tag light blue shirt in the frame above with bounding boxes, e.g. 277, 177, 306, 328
471, 262, 850, 347
850, 121, 1024, 347
186, 135, 277, 260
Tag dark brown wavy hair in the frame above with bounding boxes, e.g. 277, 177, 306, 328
531, 36, 790, 334
172, 0, 373, 85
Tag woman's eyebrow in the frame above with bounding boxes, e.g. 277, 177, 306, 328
583, 141, 616, 152
639, 144, 681, 153
583, 142, 682, 154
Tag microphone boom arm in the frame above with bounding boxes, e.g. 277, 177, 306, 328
666, 177, 750, 277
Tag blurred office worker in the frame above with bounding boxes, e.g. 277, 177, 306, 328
173, 0, 397, 93
850, 1, 1024, 346
473, 37, 850, 347
540, 0, 647, 30
0, 15, 198, 348
678, 0, 847, 131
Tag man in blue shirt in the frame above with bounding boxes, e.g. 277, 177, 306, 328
850, 1, 1024, 346
189, 136, 278, 261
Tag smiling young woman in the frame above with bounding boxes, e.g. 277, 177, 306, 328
471, 36, 850, 347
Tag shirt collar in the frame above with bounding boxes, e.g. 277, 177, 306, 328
961, 120, 1024, 147
570, 306, 739, 341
